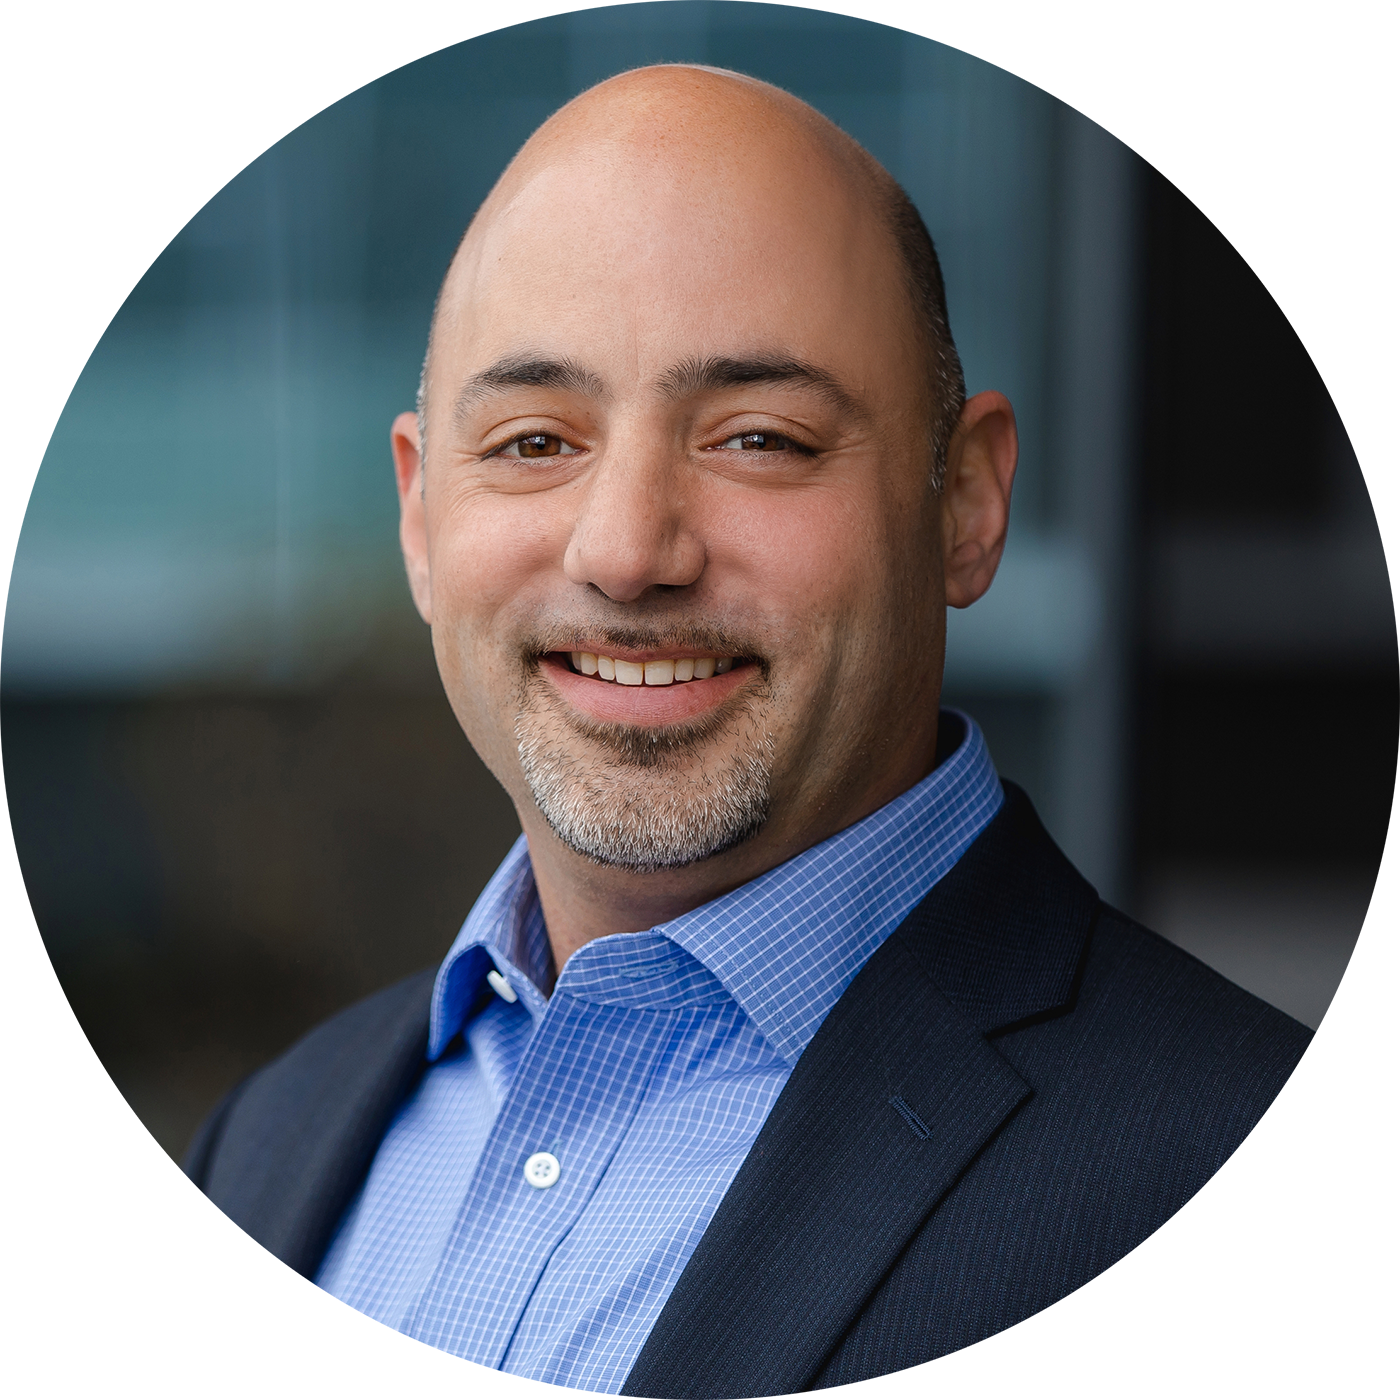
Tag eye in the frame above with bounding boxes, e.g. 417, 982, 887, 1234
494, 433, 579, 459
718, 430, 811, 454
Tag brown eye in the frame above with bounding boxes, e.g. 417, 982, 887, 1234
721, 432, 793, 452
518, 434, 563, 457
496, 433, 579, 459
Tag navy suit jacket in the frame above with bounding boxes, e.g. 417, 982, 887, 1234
185, 785, 1310, 1396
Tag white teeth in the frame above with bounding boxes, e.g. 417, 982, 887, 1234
570, 653, 736, 684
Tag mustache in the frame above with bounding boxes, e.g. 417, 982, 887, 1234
518, 619, 769, 670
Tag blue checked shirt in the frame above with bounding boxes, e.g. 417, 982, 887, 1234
316, 711, 1003, 1390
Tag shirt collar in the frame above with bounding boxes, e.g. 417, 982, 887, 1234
426, 840, 550, 1057
428, 710, 1002, 1064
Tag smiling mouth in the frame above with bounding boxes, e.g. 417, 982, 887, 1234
566, 651, 739, 686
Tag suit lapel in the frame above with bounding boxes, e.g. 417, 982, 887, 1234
622, 785, 1099, 1399
191, 967, 435, 1278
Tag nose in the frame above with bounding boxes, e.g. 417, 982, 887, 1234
563, 434, 706, 603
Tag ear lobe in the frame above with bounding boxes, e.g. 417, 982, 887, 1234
942, 391, 1018, 610
392, 410, 433, 624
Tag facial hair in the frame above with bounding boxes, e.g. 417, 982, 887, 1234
513, 653, 777, 873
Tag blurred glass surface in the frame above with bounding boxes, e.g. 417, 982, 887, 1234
1132, 163, 1396, 1040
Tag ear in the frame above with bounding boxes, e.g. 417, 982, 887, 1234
392, 410, 433, 623
941, 390, 1018, 609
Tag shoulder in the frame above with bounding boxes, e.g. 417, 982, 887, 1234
811, 853, 1312, 1384
189, 963, 434, 1170
890, 857, 1310, 1223
183, 974, 431, 1388
892, 781, 1311, 1097
949, 902, 1311, 1291
1012, 903, 1311, 1141
1084, 904, 1310, 1057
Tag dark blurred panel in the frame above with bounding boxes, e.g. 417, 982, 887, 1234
1140, 668, 1397, 867
1142, 1, 1394, 526
1131, 167, 1397, 1029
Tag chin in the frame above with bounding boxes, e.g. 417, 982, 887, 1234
513, 695, 777, 872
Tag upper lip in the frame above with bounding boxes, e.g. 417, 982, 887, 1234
546, 644, 743, 664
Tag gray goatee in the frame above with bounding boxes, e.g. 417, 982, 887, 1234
515, 684, 775, 872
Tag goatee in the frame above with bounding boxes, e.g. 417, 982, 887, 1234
514, 670, 776, 872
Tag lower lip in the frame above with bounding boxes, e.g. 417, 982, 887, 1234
540, 653, 753, 726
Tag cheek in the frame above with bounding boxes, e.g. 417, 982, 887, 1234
423, 490, 572, 774
712, 484, 904, 649
427, 488, 568, 640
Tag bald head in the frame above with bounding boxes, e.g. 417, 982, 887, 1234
419, 65, 965, 484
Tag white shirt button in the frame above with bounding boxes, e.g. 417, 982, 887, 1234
486, 969, 518, 1003
523, 1151, 561, 1189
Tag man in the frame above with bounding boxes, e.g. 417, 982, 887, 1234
186, 66, 1309, 1395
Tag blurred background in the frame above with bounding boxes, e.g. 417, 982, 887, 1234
5, 3, 1394, 1162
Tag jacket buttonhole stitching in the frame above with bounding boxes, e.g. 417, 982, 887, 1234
889, 1095, 932, 1140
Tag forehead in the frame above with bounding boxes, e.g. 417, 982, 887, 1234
432, 131, 921, 402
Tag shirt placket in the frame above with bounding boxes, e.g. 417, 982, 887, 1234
403, 989, 678, 1366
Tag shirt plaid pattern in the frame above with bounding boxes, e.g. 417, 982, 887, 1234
316, 711, 1002, 1390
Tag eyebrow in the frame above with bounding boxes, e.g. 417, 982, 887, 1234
451, 354, 608, 424
449, 350, 864, 425
656, 354, 864, 416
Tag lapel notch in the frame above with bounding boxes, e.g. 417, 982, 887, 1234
896, 782, 1100, 1035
